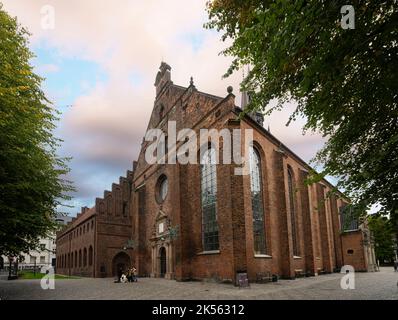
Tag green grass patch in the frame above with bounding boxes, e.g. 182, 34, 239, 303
18, 272, 80, 280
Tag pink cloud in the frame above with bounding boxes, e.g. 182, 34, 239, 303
2, 0, 327, 212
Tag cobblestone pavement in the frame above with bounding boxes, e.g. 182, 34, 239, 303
0, 267, 397, 300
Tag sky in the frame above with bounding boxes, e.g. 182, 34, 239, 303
1, 0, 329, 216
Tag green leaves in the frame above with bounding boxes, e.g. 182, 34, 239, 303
0, 4, 74, 258
206, 0, 398, 219
368, 214, 396, 263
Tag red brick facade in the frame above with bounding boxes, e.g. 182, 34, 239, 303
56, 173, 134, 277
56, 62, 375, 281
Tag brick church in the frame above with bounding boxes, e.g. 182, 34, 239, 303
56, 62, 376, 281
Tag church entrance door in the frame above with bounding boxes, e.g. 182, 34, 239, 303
159, 247, 166, 277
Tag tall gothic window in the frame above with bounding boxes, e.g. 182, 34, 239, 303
200, 146, 219, 251
249, 146, 266, 255
288, 167, 300, 256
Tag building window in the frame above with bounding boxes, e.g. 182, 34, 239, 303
89, 246, 93, 266
30, 256, 36, 264
79, 250, 82, 267
339, 204, 359, 231
347, 249, 354, 255
249, 146, 266, 255
75, 251, 77, 268
40, 256, 45, 264
288, 167, 300, 256
200, 146, 219, 251
83, 248, 87, 267
156, 175, 168, 203
91, 220, 94, 230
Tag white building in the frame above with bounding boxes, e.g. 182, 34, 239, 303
1, 214, 72, 271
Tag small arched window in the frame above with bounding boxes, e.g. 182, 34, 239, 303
89, 246, 93, 266
200, 146, 219, 251
288, 167, 300, 256
249, 146, 266, 255
83, 248, 87, 267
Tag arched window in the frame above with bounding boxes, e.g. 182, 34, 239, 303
74, 251, 77, 268
89, 246, 93, 266
83, 248, 87, 267
249, 146, 266, 255
79, 250, 82, 267
288, 167, 300, 256
156, 175, 168, 203
200, 146, 219, 251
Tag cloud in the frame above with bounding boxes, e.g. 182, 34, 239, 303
35, 63, 59, 74
1, 0, 327, 214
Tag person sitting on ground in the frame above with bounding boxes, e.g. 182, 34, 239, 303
132, 266, 137, 282
127, 267, 133, 283
120, 273, 128, 283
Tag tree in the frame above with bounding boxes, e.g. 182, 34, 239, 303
0, 4, 73, 258
205, 1, 397, 219
368, 214, 396, 264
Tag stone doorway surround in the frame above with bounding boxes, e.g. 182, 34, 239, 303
149, 209, 175, 279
